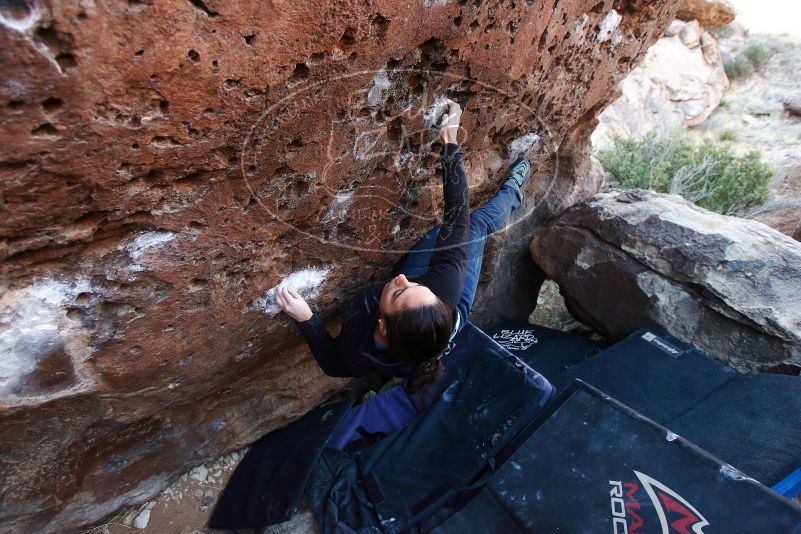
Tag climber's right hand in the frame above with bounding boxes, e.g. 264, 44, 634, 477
276, 286, 313, 322
439, 98, 462, 144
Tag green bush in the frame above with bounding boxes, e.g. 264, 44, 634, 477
744, 43, 772, 69
724, 43, 773, 79
597, 132, 772, 215
718, 129, 738, 142
724, 56, 754, 79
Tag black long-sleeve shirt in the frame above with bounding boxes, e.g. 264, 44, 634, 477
296, 143, 469, 378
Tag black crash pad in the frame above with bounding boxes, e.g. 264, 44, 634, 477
432, 382, 801, 534
483, 320, 607, 381
553, 327, 801, 485
307, 323, 555, 534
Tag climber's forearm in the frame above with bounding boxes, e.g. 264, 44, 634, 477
412, 142, 469, 310
294, 313, 352, 377
438, 142, 470, 255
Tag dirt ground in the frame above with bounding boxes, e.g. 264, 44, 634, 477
97, 448, 315, 534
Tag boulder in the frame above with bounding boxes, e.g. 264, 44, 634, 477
530, 189, 801, 372
0, 0, 678, 531
676, 0, 736, 29
592, 20, 729, 150
751, 147, 801, 241
784, 95, 801, 118
679, 20, 702, 48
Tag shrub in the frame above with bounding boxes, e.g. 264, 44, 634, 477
718, 129, 738, 142
597, 132, 772, 216
743, 43, 772, 69
724, 56, 754, 79
724, 43, 774, 79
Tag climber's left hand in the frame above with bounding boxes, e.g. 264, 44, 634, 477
276, 286, 313, 322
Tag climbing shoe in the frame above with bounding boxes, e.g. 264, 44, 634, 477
505, 157, 531, 190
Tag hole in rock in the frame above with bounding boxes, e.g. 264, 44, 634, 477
143, 168, 165, 183
371, 13, 390, 39
338, 26, 357, 48
538, 31, 547, 51
34, 26, 62, 48
174, 169, 205, 189
387, 117, 403, 141
188, 221, 206, 233
187, 49, 200, 61
189, 278, 208, 291
7, 99, 24, 109
151, 135, 182, 147
289, 63, 309, 82
418, 37, 445, 62
188, 0, 218, 17
128, 0, 153, 9
590, 1, 606, 13
224, 78, 241, 90
453, 15, 462, 27
31, 123, 58, 136
55, 52, 77, 71
41, 97, 64, 112
431, 59, 448, 71
243, 33, 256, 45
134, 48, 144, 57
310, 51, 326, 63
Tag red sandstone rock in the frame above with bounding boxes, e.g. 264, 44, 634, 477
676, 0, 736, 29
0, 0, 677, 531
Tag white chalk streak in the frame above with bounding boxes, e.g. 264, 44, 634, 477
247, 267, 331, 315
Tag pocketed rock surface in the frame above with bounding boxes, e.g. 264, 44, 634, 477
0, 0, 676, 531
530, 189, 801, 373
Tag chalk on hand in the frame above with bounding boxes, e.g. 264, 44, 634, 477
424, 96, 452, 128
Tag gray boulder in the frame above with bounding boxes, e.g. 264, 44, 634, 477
530, 189, 801, 372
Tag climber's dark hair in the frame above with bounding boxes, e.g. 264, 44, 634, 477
383, 298, 452, 393
383, 297, 452, 366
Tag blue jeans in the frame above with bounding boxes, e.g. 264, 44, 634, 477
393, 182, 522, 328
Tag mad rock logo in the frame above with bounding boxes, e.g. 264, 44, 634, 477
609, 472, 709, 534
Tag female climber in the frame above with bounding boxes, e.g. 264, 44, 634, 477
276, 98, 530, 386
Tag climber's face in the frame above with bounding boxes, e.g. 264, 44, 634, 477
379, 274, 437, 316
